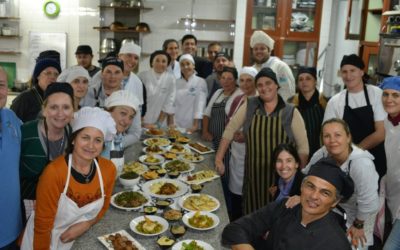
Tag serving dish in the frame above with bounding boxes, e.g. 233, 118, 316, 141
188, 142, 214, 154
182, 211, 220, 231
142, 179, 189, 199
172, 239, 214, 250
162, 160, 195, 174
144, 138, 171, 147
139, 154, 165, 166
97, 230, 146, 250
179, 170, 219, 185
111, 191, 151, 211
123, 161, 148, 175
129, 215, 168, 236
178, 194, 220, 212
166, 144, 191, 154
179, 152, 204, 163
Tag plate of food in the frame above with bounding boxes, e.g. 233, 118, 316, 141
144, 138, 171, 147
142, 170, 160, 181
188, 142, 214, 154
111, 191, 151, 211
142, 179, 189, 199
175, 136, 190, 144
145, 128, 166, 137
139, 154, 165, 166
182, 211, 219, 231
172, 239, 214, 250
178, 152, 204, 163
162, 160, 195, 174
166, 143, 191, 154
123, 161, 148, 175
180, 170, 220, 185
178, 194, 220, 212
130, 215, 168, 236
163, 152, 178, 160
163, 209, 183, 221
143, 145, 166, 155
98, 230, 146, 250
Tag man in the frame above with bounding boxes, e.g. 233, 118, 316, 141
181, 34, 212, 79
324, 54, 386, 178
0, 67, 22, 250
75, 45, 100, 77
205, 52, 232, 103
207, 42, 222, 62
250, 30, 295, 101
222, 157, 354, 250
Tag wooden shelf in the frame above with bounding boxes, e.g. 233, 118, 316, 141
98, 5, 152, 10
0, 17, 19, 20
369, 8, 383, 14
0, 35, 20, 38
0, 51, 21, 55
179, 18, 234, 23
93, 27, 150, 33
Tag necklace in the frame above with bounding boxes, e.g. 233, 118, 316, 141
75, 162, 95, 184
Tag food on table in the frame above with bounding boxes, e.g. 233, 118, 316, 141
181, 152, 203, 162
167, 171, 180, 179
169, 143, 186, 154
145, 138, 170, 147
148, 165, 161, 171
188, 211, 214, 229
163, 209, 183, 221
145, 145, 164, 154
187, 170, 218, 181
170, 225, 186, 238
176, 136, 190, 144
143, 206, 158, 215
181, 240, 205, 250
163, 152, 177, 160
183, 194, 218, 211
142, 171, 159, 180
147, 128, 164, 136
156, 236, 175, 248
114, 191, 148, 208
119, 172, 139, 180
106, 233, 139, 250
156, 168, 167, 176
190, 184, 203, 193
167, 128, 181, 138
123, 161, 146, 175
155, 199, 172, 209
144, 154, 160, 164
150, 181, 179, 195
164, 160, 190, 172
188, 142, 210, 153
135, 216, 163, 234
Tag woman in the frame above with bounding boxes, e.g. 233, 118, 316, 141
300, 118, 379, 250
11, 58, 61, 122
19, 82, 74, 220
379, 77, 400, 250
224, 66, 257, 220
215, 67, 308, 215
103, 90, 139, 174
163, 39, 181, 79
173, 54, 207, 133
289, 67, 327, 158
21, 107, 117, 249
58, 65, 91, 111
138, 50, 175, 128
268, 143, 304, 201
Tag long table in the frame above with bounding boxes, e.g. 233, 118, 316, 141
72, 133, 230, 249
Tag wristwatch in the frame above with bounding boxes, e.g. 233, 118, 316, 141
353, 219, 364, 229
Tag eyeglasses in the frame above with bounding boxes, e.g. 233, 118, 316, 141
41, 71, 59, 78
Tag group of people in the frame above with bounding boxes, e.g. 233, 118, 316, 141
0, 27, 399, 250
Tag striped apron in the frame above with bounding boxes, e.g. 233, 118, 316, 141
243, 108, 290, 214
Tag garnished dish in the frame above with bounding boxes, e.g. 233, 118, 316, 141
123, 161, 148, 175
142, 179, 189, 199
145, 128, 165, 136
172, 239, 214, 250
181, 170, 219, 185
143, 145, 166, 155
163, 160, 194, 173
167, 143, 190, 154
157, 236, 175, 249
98, 230, 145, 250
143, 206, 158, 215
179, 152, 204, 163
182, 211, 219, 231
163, 209, 183, 221
144, 138, 171, 147
176, 136, 190, 144
190, 184, 203, 193
163, 152, 177, 160
130, 215, 168, 236
119, 172, 140, 188
142, 170, 159, 181
170, 225, 186, 238
188, 142, 214, 154
179, 194, 220, 212
139, 154, 165, 166
111, 191, 150, 211
155, 199, 173, 209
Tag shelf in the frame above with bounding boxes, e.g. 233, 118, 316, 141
369, 8, 383, 15
0, 17, 20, 20
98, 5, 152, 11
383, 10, 400, 16
93, 27, 150, 33
0, 35, 20, 38
179, 18, 234, 23
0, 51, 21, 55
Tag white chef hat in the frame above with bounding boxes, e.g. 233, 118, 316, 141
104, 90, 139, 112
179, 54, 195, 65
240, 67, 258, 78
72, 107, 116, 141
250, 30, 275, 50
119, 42, 141, 56
65, 66, 91, 84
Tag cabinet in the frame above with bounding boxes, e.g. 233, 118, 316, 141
0, 0, 20, 55
243, 0, 323, 68
93, 3, 152, 57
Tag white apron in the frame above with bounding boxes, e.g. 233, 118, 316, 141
229, 140, 245, 195
21, 154, 105, 250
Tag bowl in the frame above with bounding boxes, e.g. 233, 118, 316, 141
167, 171, 180, 179
182, 211, 220, 231
190, 184, 203, 193
119, 172, 140, 187
143, 206, 158, 215
155, 198, 173, 209
157, 235, 175, 249
170, 224, 186, 238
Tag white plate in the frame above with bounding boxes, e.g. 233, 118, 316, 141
144, 128, 166, 137
179, 170, 220, 185
178, 194, 220, 212
111, 191, 151, 211
143, 138, 171, 147
188, 142, 215, 154
172, 240, 214, 250
162, 160, 195, 174
139, 154, 165, 166
129, 215, 168, 236
141, 179, 189, 199
98, 230, 146, 250
142, 146, 166, 155
178, 153, 205, 163
123, 161, 148, 175
166, 144, 191, 154
182, 211, 220, 231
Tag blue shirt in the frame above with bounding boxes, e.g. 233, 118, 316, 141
0, 108, 22, 247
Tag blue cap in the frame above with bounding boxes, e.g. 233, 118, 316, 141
380, 76, 400, 92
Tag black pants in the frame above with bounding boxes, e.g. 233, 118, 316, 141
230, 191, 243, 222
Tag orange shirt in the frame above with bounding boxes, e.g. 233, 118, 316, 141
33, 155, 116, 249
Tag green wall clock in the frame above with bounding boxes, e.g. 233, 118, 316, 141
43, 0, 61, 18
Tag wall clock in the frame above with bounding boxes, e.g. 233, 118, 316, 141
43, 0, 60, 18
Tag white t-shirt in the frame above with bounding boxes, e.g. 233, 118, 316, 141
324, 84, 386, 122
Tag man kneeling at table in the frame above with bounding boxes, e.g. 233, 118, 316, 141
221, 157, 354, 250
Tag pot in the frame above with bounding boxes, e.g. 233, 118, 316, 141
100, 38, 116, 54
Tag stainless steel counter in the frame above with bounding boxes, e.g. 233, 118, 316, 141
72, 132, 229, 250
